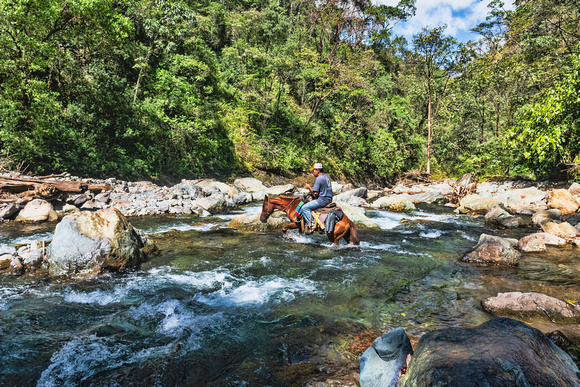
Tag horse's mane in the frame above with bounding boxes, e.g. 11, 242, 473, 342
279, 195, 299, 200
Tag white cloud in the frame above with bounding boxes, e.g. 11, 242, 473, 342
374, 0, 515, 42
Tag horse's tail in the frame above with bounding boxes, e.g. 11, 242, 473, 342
347, 218, 360, 245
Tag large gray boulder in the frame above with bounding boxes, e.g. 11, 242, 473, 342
338, 202, 380, 229
482, 292, 580, 324
15, 199, 58, 222
462, 234, 521, 266
400, 318, 580, 386
234, 178, 267, 193
360, 327, 413, 387
195, 179, 238, 198
46, 209, 157, 276
190, 194, 235, 214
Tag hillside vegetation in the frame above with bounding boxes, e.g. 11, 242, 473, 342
0, 0, 578, 181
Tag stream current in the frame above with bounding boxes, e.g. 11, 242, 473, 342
1, 204, 580, 385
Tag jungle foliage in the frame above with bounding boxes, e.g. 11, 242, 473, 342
0, 0, 578, 181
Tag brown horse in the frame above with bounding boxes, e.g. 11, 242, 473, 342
260, 195, 360, 246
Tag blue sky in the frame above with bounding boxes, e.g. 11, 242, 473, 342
374, 0, 515, 43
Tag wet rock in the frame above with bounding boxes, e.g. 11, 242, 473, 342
22, 248, 45, 270
0, 254, 13, 270
400, 318, 580, 387
47, 208, 157, 276
462, 234, 520, 266
532, 209, 562, 225
548, 189, 579, 214
360, 327, 413, 387
0, 202, 20, 219
233, 193, 251, 206
518, 232, 566, 252
0, 244, 16, 256
562, 214, 580, 227
405, 191, 448, 204
370, 196, 416, 212
227, 214, 287, 232
10, 257, 24, 275
548, 330, 574, 350
15, 199, 58, 222
482, 292, 580, 324
541, 221, 578, 240
484, 205, 524, 228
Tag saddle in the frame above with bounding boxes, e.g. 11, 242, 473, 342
301, 204, 344, 234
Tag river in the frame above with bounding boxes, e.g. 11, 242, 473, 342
1, 204, 579, 385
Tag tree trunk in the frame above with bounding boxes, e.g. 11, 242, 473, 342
427, 90, 432, 175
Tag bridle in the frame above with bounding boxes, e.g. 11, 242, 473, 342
264, 196, 300, 216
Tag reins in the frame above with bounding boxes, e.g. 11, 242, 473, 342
265, 196, 300, 215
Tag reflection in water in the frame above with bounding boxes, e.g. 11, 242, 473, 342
1, 204, 579, 385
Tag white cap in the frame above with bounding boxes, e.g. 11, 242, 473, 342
310, 162, 323, 171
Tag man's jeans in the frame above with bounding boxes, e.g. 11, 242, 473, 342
301, 200, 323, 228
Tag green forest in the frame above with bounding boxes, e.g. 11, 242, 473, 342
0, 0, 579, 182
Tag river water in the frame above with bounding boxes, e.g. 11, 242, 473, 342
1, 204, 580, 385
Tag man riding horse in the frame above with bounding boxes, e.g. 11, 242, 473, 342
302, 162, 332, 235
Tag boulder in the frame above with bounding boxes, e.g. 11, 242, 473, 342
482, 292, 580, 324
94, 192, 111, 204
334, 187, 367, 202
562, 214, 580, 227
458, 195, 501, 213
0, 254, 13, 270
234, 178, 267, 193
56, 203, 80, 218
191, 194, 235, 214
15, 199, 58, 222
331, 182, 344, 194
548, 189, 579, 214
266, 184, 295, 196
405, 191, 448, 204
532, 209, 562, 225
46, 209, 157, 276
21, 248, 45, 270
518, 232, 567, 252
360, 327, 413, 387
400, 318, 580, 387
227, 214, 288, 232
0, 203, 20, 219
195, 179, 238, 198
484, 205, 524, 228
370, 196, 416, 212
541, 221, 578, 240
462, 234, 521, 266
569, 182, 580, 196
338, 202, 380, 230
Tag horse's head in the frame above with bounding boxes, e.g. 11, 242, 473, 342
260, 195, 272, 223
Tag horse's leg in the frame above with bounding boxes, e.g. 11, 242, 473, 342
282, 222, 299, 240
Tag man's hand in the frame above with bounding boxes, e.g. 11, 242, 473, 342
304, 183, 312, 190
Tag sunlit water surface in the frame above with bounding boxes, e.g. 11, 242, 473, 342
1, 204, 580, 385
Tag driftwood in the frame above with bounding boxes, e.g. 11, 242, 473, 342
0, 174, 111, 203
